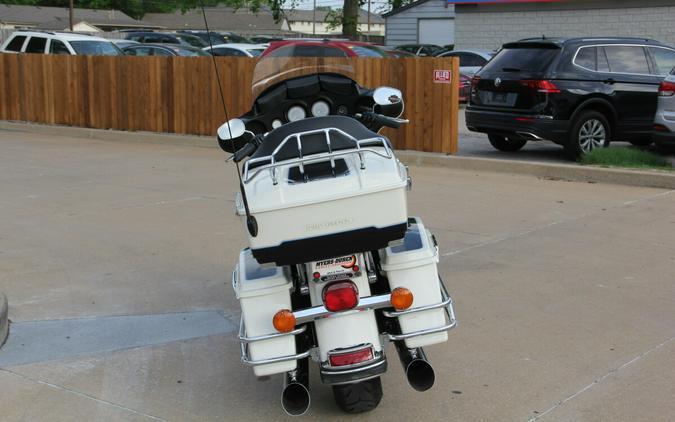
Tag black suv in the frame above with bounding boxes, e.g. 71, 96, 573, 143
466, 37, 675, 158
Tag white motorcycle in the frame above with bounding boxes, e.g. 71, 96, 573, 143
218, 58, 457, 415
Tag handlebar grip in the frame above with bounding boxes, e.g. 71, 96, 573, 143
233, 142, 257, 163
362, 112, 408, 129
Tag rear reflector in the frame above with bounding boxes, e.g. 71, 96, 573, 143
654, 124, 669, 132
322, 281, 359, 312
520, 80, 560, 93
659, 81, 675, 97
329, 347, 373, 367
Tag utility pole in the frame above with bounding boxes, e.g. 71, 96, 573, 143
313, 0, 316, 36
367, 0, 371, 42
69, 0, 74, 31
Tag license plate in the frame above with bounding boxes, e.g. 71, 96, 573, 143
491, 92, 507, 103
310, 254, 362, 282
481, 91, 517, 106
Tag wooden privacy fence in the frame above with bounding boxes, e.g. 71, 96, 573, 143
0, 54, 459, 153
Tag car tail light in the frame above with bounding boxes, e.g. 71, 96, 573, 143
322, 281, 358, 312
654, 124, 669, 132
329, 346, 373, 367
659, 81, 675, 97
520, 80, 560, 93
273, 309, 296, 333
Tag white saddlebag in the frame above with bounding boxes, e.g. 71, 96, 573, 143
234, 248, 296, 376
379, 217, 448, 349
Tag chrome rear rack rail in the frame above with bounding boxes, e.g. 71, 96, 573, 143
243, 127, 393, 184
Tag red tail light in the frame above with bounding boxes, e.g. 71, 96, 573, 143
322, 281, 358, 312
328, 346, 373, 366
659, 81, 675, 97
520, 80, 560, 93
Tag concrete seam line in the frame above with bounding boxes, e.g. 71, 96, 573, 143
526, 333, 675, 422
0, 293, 7, 349
0, 368, 171, 422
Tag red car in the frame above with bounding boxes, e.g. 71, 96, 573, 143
459, 73, 471, 103
261, 39, 387, 58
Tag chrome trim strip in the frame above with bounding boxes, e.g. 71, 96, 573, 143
382, 296, 452, 317
320, 352, 386, 374
385, 277, 457, 341
293, 293, 392, 325
239, 325, 307, 343
238, 318, 310, 366
321, 356, 387, 376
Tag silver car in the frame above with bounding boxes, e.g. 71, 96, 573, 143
654, 71, 675, 148
437, 49, 495, 77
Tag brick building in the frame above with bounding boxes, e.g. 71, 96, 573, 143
454, 0, 675, 50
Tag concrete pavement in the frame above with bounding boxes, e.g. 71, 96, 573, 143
1, 129, 675, 421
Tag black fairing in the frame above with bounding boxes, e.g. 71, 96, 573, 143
239, 73, 376, 137
217, 73, 401, 154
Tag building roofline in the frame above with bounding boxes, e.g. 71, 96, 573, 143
382, 0, 434, 18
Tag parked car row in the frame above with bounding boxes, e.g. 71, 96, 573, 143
0, 31, 122, 56
466, 36, 675, 158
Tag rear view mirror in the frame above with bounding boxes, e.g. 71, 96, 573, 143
218, 118, 246, 140
373, 87, 404, 118
217, 118, 254, 153
373, 87, 403, 106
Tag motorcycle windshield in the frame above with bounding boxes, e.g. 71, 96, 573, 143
252, 54, 355, 99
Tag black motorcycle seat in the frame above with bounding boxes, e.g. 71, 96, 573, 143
248, 116, 390, 166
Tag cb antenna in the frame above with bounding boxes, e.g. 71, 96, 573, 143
199, 1, 258, 237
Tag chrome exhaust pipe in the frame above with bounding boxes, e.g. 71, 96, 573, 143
281, 358, 310, 416
394, 342, 435, 392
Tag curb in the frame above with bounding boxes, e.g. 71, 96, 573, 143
0, 293, 8, 349
396, 151, 675, 190
0, 121, 215, 149
2, 121, 674, 190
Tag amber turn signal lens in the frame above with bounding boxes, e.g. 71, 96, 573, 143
390, 287, 414, 311
273, 309, 296, 333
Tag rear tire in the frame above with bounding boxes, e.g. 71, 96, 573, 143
565, 110, 611, 160
487, 134, 527, 152
332, 377, 383, 414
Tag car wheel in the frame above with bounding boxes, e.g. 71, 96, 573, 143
565, 110, 611, 160
629, 139, 653, 147
487, 134, 527, 152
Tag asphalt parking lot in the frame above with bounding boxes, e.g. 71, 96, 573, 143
1, 129, 675, 422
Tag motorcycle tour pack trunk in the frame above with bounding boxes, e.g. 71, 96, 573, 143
235, 123, 410, 266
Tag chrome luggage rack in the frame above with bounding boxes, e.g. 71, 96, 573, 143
242, 127, 393, 184
236, 273, 457, 367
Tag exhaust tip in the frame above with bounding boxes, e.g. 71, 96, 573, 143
406, 359, 435, 392
281, 382, 311, 416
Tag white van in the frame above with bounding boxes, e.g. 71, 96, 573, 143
0, 30, 121, 56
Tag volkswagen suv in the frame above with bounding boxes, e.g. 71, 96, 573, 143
466, 37, 675, 158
